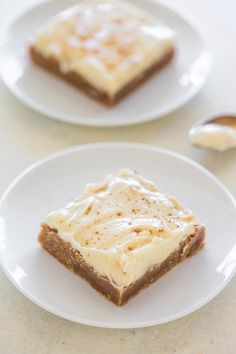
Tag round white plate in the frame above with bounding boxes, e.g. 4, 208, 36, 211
0, 142, 236, 328
0, 0, 211, 127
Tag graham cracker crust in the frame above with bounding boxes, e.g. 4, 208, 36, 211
38, 224, 205, 306
29, 46, 174, 106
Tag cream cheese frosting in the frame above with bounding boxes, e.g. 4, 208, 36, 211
189, 123, 236, 152
32, 0, 175, 97
45, 169, 200, 289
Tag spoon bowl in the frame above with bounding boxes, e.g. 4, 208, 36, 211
207, 114, 236, 129
189, 114, 236, 152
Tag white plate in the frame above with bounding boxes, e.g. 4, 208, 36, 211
0, 0, 211, 127
0, 142, 236, 328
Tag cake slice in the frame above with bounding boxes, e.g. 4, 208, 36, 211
38, 169, 205, 306
29, 0, 175, 105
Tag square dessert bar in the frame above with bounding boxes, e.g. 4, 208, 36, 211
39, 169, 205, 306
30, 0, 175, 105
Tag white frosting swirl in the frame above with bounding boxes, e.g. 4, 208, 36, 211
45, 169, 200, 289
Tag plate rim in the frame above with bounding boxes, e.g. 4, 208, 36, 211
0, 0, 212, 127
0, 142, 236, 328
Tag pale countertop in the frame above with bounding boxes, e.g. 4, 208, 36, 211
1, 0, 236, 353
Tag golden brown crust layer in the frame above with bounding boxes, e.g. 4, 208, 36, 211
29, 46, 174, 106
38, 224, 205, 306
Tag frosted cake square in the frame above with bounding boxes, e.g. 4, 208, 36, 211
30, 0, 175, 105
38, 169, 205, 306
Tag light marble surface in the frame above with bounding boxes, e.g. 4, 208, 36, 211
0, 0, 236, 353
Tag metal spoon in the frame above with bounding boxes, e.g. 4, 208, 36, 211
189, 114, 236, 152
